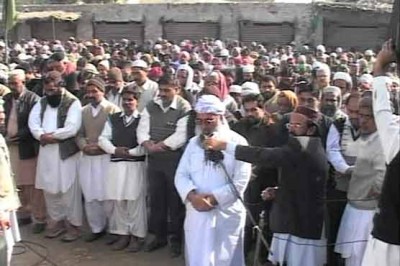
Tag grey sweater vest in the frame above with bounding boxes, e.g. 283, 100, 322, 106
147, 96, 190, 161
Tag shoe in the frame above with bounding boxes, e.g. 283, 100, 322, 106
61, 231, 81, 242
126, 236, 143, 253
169, 241, 182, 258
45, 226, 66, 238
32, 223, 46, 234
44, 220, 65, 238
111, 235, 130, 251
105, 234, 119, 245
143, 234, 167, 252
18, 217, 32, 226
84, 230, 106, 242
61, 222, 81, 242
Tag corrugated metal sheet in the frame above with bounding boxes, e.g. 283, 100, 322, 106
324, 24, 387, 49
94, 22, 144, 43
30, 20, 77, 41
239, 21, 295, 45
163, 22, 219, 41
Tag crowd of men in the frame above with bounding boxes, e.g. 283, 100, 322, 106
0, 37, 399, 266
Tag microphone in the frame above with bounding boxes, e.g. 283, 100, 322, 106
199, 134, 224, 164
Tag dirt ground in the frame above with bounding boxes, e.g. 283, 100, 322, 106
11, 225, 185, 266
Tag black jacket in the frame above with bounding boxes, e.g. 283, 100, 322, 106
234, 136, 329, 239
3, 90, 40, 159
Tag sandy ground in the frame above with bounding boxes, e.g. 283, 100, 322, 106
11, 225, 185, 266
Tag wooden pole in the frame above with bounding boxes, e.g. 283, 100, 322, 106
52, 17, 56, 40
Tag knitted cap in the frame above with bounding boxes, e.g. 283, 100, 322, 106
107, 67, 123, 82
87, 77, 106, 92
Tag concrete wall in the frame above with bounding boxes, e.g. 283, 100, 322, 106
12, 2, 391, 47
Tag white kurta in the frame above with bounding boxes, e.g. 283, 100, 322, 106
98, 114, 146, 201
335, 204, 374, 266
28, 100, 82, 194
175, 129, 251, 266
98, 113, 147, 237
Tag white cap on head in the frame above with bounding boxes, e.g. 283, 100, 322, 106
330, 52, 337, 58
98, 60, 110, 70
316, 45, 326, 53
195, 95, 226, 115
229, 85, 242, 94
359, 74, 373, 85
242, 65, 255, 73
336, 47, 343, 54
323, 86, 341, 96
333, 72, 352, 84
132, 59, 148, 69
364, 49, 374, 56
315, 63, 331, 76
270, 58, 280, 65
220, 49, 229, 57
392, 76, 399, 85
241, 82, 260, 96
214, 40, 223, 49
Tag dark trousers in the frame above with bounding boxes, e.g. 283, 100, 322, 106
147, 158, 184, 243
326, 189, 347, 266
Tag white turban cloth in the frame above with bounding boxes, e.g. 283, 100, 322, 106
195, 95, 226, 115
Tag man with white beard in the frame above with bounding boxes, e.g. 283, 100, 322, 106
28, 71, 83, 242
175, 95, 251, 266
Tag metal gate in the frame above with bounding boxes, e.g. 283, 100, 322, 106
30, 20, 77, 41
93, 22, 144, 43
163, 21, 220, 42
324, 24, 387, 50
239, 21, 295, 45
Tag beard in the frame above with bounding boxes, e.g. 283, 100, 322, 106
262, 91, 273, 101
320, 105, 338, 118
242, 116, 261, 127
47, 94, 62, 108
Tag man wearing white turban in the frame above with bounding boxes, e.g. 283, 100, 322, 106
175, 95, 251, 266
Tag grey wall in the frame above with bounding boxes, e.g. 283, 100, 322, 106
12, 2, 391, 48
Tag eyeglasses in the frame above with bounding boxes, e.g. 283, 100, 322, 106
195, 118, 218, 125
286, 123, 304, 129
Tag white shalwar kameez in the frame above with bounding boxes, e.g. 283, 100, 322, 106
175, 129, 251, 266
78, 104, 114, 233
28, 100, 83, 226
98, 114, 147, 237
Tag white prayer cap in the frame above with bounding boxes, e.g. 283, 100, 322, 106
154, 44, 162, 50
297, 55, 307, 63
98, 60, 110, 70
315, 63, 331, 76
270, 58, 281, 65
195, 95, 226, 115
242, 65, 255, 73
323, 86, 341, 96
364, 49, 374, 56
316, 45, 326, 53
333, 72, 352, 84
241, 82, 260, 96
132, 59, 148, 69
330, 52, 337, 58
336, 47, 343, 54
220, 49, 229, 57
229, 85, 242, 94
0, 41, 5, 47
359, 74, 373, 84
392, 76, 399, 85
214, 40, 223, 49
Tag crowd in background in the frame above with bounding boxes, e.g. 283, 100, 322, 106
0, 36, 399, 266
